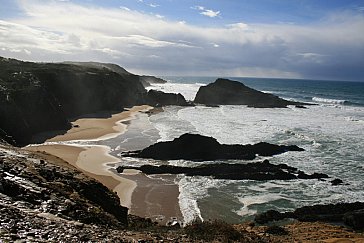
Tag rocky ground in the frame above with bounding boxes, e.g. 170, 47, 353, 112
1, 141, 364, 242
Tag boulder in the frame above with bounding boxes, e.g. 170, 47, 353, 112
122, 133, 304, 161
194, 78, 309, 108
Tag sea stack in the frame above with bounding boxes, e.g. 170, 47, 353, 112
194, 78, 307, 108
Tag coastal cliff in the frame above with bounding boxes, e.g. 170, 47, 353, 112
0, 57, 172, 146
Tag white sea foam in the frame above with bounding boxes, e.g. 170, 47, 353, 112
312, 97, 347, 105
147, 91, 364, 222
236, 194, 285, 216
177, 175, 230, 223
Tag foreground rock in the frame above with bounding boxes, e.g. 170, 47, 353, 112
255, 202, 364, 230
117, 159, 330, 181
122, 133, 304, 161
0, 144, 128, 227
0, 143, 182, 242
1, 145, 363, 242
194, 78, 309, 108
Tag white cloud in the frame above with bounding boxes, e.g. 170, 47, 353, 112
0, 0, 363, 80
228, 22, 249, 30
148, 3, 159, 8
200, 9, 220, 18
120, 6, 131, 11
193, 6, 205, 11
193, 5, 221, 18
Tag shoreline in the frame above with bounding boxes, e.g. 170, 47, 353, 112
25, 105, 183, 224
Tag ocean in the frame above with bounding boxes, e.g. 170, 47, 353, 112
114, 77, 364, 224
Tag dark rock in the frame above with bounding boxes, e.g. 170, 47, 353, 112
139, 76, 167, 87
343, 209, 364, 230
265, 225, 289, 235
255, 202, 364, 230
145, 90, 189, 106
331, 178, 344, 186
295, 105, 307, 109
254, 210, 285, 224
297, 171, 329, 179
117, 160, 329, 181
0, 144, 128, 228
122, 133, 304, 161
194, 78, 310, 108
0, 57, 148, 146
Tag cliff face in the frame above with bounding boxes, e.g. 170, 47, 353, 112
0, 57, 146, 145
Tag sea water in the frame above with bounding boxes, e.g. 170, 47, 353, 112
123, 77, 364, 224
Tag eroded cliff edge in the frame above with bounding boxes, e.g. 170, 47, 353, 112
0, 57, 181, 146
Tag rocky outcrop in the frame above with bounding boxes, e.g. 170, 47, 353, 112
117, 159, 329, 181
0, 144, 128, 227
122, 133, 304, 161
145, 90, 190, 107
0, 57, 145, 145
194, 78, 309, 108
0, 57, 190, 146
0, 57, 146, 145
255, 202, 364, 230
139, 75, 167, 87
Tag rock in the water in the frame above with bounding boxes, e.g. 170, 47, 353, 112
194, 78, 309, 108
331, 178, 344, 186
255, 202, 364, 230
139, 76, 167, 87
145, 90, 189, 106
117, 160, 330, 181
122, 133, 304, 161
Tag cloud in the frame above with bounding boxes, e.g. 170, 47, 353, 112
200, 9, 220, 18
120, 6, 131, 11
148, 3, 159, 8
193, 5, 221, 18
0, 0, 363, 81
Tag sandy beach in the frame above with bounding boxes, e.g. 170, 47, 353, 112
25, 105, 183, 224
47, 105, 151, 142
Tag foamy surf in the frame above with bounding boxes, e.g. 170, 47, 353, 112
145, 77, 364, 223
312, 97, 348, 105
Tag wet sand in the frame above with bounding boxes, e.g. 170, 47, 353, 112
25, 105, 183, 224
122, 173, 182, 224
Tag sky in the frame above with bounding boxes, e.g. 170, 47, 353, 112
0, 0, 364, 81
